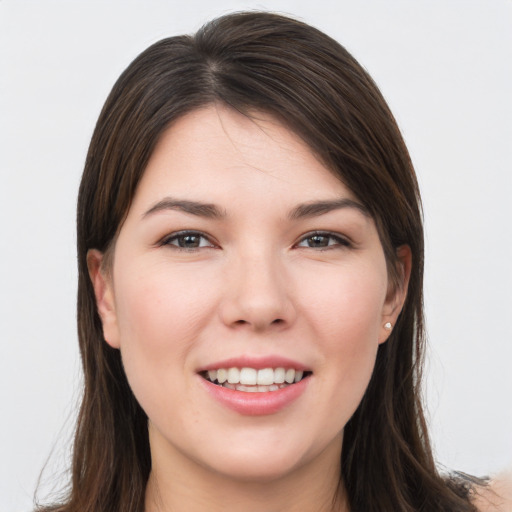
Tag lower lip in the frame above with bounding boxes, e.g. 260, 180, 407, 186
200, 376, 310, 416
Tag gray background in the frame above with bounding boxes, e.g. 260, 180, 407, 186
1, 1, 511, 510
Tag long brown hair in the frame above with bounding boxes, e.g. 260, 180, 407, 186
38, 11, 480, 512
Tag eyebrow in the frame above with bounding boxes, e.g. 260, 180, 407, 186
289, 198, 370, 219
142, 196, 369, 221
143, 198, 226, 219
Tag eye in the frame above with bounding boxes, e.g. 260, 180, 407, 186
296, 231, 350, 249
161, 231, 216, 250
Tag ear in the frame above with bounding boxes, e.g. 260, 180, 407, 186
86, 249, 120, 349
379, 245, 412, 344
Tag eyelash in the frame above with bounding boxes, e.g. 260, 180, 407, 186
295, 231, 351, 250
160, 230, 217, 251
160, 230, 351, 252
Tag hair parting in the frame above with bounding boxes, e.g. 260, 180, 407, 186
36, 11, 484, 512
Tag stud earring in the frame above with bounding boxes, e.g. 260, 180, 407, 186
384, 322, 392, 330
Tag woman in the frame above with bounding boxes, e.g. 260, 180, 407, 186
37, 11, 500, 512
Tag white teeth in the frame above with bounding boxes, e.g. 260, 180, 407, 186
205, 366, 308, 391
237, 385, 258, 392
227, 367, 240, 384
240, 367, 257, 385
219, 382, 291, 392
257, 368, 274, 385
285, 369, 296, 384
274, 367, 285, 384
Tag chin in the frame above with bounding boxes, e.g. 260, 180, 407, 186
194, 428, 340, 484
206, 452, 307, 483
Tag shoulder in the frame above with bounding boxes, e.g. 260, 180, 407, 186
473, 470, 512, 512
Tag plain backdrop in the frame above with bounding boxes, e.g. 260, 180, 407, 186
1, 1, 511, 510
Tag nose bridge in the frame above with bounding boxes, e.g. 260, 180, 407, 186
220, 245, 295, 330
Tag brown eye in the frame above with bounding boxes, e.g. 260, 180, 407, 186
177, 234, 202, 248
163, 231, 214, 250
305, 235, 330, 248
297, 232, 350, 249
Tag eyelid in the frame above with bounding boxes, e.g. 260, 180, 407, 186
157, 229, 351, 251
294, 230, 352, 249
159, 230, 218, 250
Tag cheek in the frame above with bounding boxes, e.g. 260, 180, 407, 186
115, 262, 220, 346
298, 262, 386, 414
299, 260, 387, 345
111, 263, 221, 407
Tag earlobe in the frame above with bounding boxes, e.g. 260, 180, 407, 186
86, 249, 120, 349
379, 245, 412, 344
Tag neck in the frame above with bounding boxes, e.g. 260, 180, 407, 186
144, 426, 348, 512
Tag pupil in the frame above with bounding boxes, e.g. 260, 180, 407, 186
180, 235, 199, 248
309, 235, 328, 247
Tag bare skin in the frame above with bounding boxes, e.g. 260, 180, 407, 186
88, 105, 410, 512
145, 421, 348, 512
474, 471, 512, 512
87, 104, 510, 512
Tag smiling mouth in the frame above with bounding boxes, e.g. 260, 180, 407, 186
201, 367, 312, 393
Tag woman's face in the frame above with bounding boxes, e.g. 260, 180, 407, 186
90, 105, 408, 482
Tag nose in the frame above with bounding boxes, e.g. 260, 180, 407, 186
218, 251, 297, 332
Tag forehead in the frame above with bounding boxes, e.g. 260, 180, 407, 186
129, 105, 356, 216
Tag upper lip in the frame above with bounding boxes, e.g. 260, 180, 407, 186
197, 355, 311, 373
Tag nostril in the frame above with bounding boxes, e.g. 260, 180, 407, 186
231, 318, 284, 328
